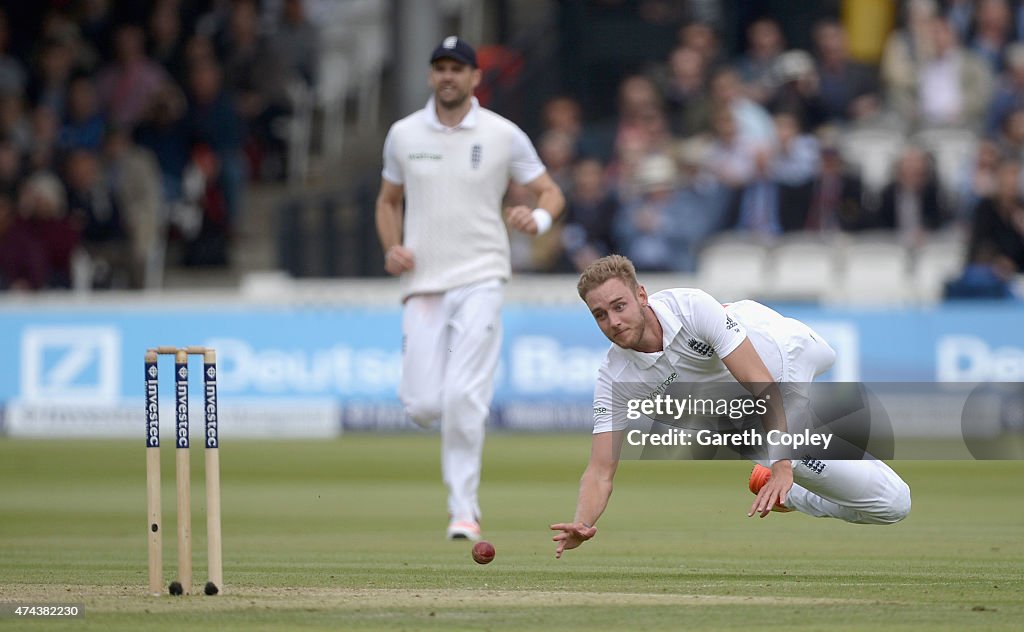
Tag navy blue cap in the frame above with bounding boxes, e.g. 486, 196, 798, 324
430, 35, 477, 67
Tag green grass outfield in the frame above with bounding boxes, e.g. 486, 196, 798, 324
1, 434, 1022, 631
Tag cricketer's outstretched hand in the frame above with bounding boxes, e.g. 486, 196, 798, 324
748, 460, 794, 518
550, 522, 598, 559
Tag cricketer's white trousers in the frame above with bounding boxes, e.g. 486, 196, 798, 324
399, 279, 503, 522
730, 301, 912, 525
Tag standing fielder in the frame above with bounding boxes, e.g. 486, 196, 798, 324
551, 255, 911, 557
377, 36, 565, 541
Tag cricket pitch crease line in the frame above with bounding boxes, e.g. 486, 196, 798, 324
0, 585, 887, 609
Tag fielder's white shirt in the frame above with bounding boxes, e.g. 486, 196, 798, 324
592, 288, 787, 434
382, 97, 546, 298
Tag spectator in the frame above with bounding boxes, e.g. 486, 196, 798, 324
102, 126, 163, 286
968, 158, 1024, 271
273, 0, 319, 86
767, 50, 828, 132
16, 170, 79, 288
889, 16, 993, 131
183, 33, 218, 69
804, 137, 868, 232
709, 66, 775, 148
672, 137, 731, 268
542, 95, 583, 140
185, 56, 244, 229
985, 43, 1024, 135
76, 0, 116, 62
813, 19, 882, 126
660, 45, 712, 137
540, 95, 603, 160
956, 137, 1003, 223
148, 0, 188, 84
947, 0, 974, 41
678, 20, 725, 70
996, 106, 1024, 158
0, 136, 22, 197
614, 152, 688, 272
28, 39, 76, 119
877, 146, 945, 247
223, 0, 292, 180
0, 193, 48, 290
0, 9, 27, 97
737, 17, 786, 105
96, 24, 169, 131
1015, 0, 1024, 41
969, 0, 1013, 74
64, 148, 132, 288
560, 158, 620, 272
0, 94, 30, 151
537, 130, 576, 193
704, 107, 758, 193
28, 105, 59, 172
881, 0, 938, 117
733, 146, 782, 238
38, 7, 98, 73
771, 111, 820, 232
195, 0, 234, 55
609, 75, 672, 195
944, 241, 1018, 299
58, 73, 105, 151
135, 81, 190, 202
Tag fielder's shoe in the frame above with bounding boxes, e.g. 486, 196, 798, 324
748, 464, 792, 512
446, 518, 481, 541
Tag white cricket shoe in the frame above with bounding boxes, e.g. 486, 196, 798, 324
446, 519, 481, 541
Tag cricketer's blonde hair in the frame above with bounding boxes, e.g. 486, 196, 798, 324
577, 254, 639, 301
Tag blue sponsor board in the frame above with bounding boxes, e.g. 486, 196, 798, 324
1, 302, 1023, 424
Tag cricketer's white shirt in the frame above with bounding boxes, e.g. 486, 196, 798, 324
592, 288, 788, 434
382, 97, 546, 298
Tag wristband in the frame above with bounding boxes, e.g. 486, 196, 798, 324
531, 208, 553, 235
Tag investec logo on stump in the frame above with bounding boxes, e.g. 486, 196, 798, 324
204, 364, 219, 449
145, 362, 160, 448
176, 365, 190, 448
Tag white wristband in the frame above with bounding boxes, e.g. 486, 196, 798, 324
531, 208, 553, 235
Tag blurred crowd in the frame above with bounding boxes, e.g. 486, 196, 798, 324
0, 0, 319, 291
522, 0, 1024, 300
4, 0, 1024, 300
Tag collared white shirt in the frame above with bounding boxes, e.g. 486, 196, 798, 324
381, 97, 546, 297
592, 289, 790, 434
920, 52, 963, 124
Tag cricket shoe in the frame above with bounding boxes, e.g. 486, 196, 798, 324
748, 464, 792, 512
446, 519, 481, 541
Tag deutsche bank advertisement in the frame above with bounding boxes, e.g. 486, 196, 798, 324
1, 300, 1022, 438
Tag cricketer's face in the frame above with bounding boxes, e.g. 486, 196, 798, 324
584, 278, 649, 350
429, 58, 480, 109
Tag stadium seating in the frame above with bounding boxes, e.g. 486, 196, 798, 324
839, 128, 906, 196
833, 233, 912, 306
913, 128, 978, 207
767, 235, 840, 303
696, 236, 770, 303
912, 230, 968, 302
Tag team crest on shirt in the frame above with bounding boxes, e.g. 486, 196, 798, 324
687, 338, 714, 358
471, 144, 482, 169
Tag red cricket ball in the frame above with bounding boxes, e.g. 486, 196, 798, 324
472, 540, 495, 564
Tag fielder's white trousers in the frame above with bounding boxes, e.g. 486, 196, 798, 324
731, 301, 912, 525
399, 279, 503, 522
